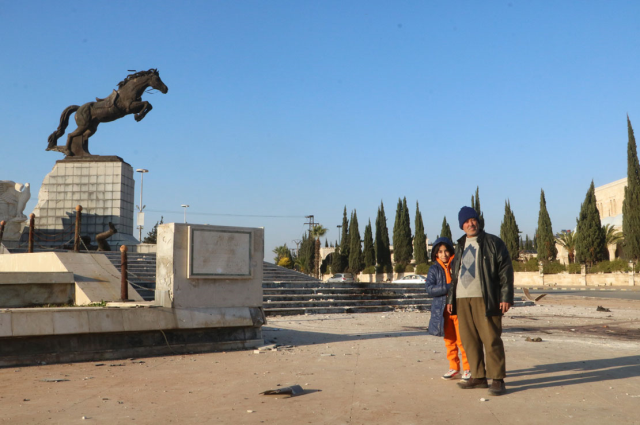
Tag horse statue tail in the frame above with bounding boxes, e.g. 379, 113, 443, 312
46, 105, 79, 150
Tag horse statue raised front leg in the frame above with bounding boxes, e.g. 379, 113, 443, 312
46, 69, 168, 157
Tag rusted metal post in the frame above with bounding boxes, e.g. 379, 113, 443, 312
120, 245, 128, 301
74, 205, 83, 252
28, 214, 35, 253
0, 220, 5, 246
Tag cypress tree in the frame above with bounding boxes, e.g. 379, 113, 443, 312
414, 201, 428, 264
575, 181, 606, 266
392, 198, 403, 265
363, 220, 375, 268
472, 187, 485, 231
402, 197, 413, 263
331, 245, 342, 273
375, 207, 383, 266
440, 216, 452, 241
375, 201, 392, 272
349, 210, 363, 275
299, 233, 315, 274
525, 234, 533, 251
536, 190, 557, 261
340, 206, 350, 269
623, 116, 640, 262
325, 239, 329, 248
314, 238, 321, 278
500, 200, 520, 261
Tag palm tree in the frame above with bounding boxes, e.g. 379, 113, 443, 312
556, 230, 576, 264
603, 224, 624, 259
310, 224, 328, 239
603, 224, 624, 246
272, 244, 292, 264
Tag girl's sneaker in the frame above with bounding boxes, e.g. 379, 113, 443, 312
461, 370, 471, 380
442, 369, 459, 380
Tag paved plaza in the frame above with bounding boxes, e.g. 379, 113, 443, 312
1, 295, 639, 424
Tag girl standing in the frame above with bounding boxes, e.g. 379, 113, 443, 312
425, 237, 470, 380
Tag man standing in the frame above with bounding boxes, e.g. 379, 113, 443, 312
446, 206, 514, 395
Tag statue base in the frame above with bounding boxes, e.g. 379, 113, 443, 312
29, 156, 138, 249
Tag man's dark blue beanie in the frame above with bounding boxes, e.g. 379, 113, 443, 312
458, 206, 479, 230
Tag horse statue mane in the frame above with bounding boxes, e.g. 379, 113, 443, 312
46, 69, 168, 158
117, 68, 160, 90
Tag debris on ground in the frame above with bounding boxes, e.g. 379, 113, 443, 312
260, 385, 305, 397
597, 306, 611, 312
522, 288, 547, 302
525, 337, 543, 342
40, 378, 70, 382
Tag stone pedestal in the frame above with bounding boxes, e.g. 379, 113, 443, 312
155, 223, 264, 309
30, 156, 138, 249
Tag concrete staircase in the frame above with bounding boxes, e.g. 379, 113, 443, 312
101, 251, 157, 301
262, 281, 431, 316
4, 249, 434, 315
102, 253, 432, 315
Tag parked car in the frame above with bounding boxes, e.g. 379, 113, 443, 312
391, 274, 427, 284
327, 273, 355, 282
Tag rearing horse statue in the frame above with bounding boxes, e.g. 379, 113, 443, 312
47, 69, 168, 157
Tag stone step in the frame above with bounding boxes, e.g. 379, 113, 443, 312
264, 294, 428, 302
264, 304, 429, 316
263, 287, 426, 295
262, 281, 425, 289
263, 298, 431, 309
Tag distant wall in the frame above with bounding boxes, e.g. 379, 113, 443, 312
322, 270, 636, 286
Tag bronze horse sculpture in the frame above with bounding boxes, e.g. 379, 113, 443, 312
47, 69, 168, 157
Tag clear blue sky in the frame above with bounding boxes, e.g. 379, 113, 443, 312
2, 1, 639, 261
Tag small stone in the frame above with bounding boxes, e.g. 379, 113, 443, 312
247, 410, 254, 413
480, 398, 487, 402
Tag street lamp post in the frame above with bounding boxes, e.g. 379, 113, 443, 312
337, 225, 342, 244
181, 204, 190, 223
136, 169, 149, 241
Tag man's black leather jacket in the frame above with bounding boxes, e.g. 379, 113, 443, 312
446, 231, 514, 316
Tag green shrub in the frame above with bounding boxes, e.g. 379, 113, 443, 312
415, 263, 431, 275
363, 265, 376, 274
394, 263, 406, 273
277, 257, 293, 269
405, 264, 415, 272
566, 263, 582, 274
542, 261, 566, 274
589, 259, 631, 273
513, 257, 539, 272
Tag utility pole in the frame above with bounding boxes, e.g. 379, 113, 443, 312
292, 239, 301, 257
304, 215, 315, 237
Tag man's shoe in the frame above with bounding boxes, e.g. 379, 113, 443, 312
488, 379, 506, 396
442, 369, 459, 380
457, 378, 488, 389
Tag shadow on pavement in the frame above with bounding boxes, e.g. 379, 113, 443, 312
507, 355, 640, 393
262, 326, 426, 346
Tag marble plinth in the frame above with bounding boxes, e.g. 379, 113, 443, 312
30, 156, 138, 249
156, 223, 264, 309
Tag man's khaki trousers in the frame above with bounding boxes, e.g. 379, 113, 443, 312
456, 297, 506, 379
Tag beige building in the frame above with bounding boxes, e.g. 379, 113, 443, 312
595, 177, 626, 225
595, 177, 626, 259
